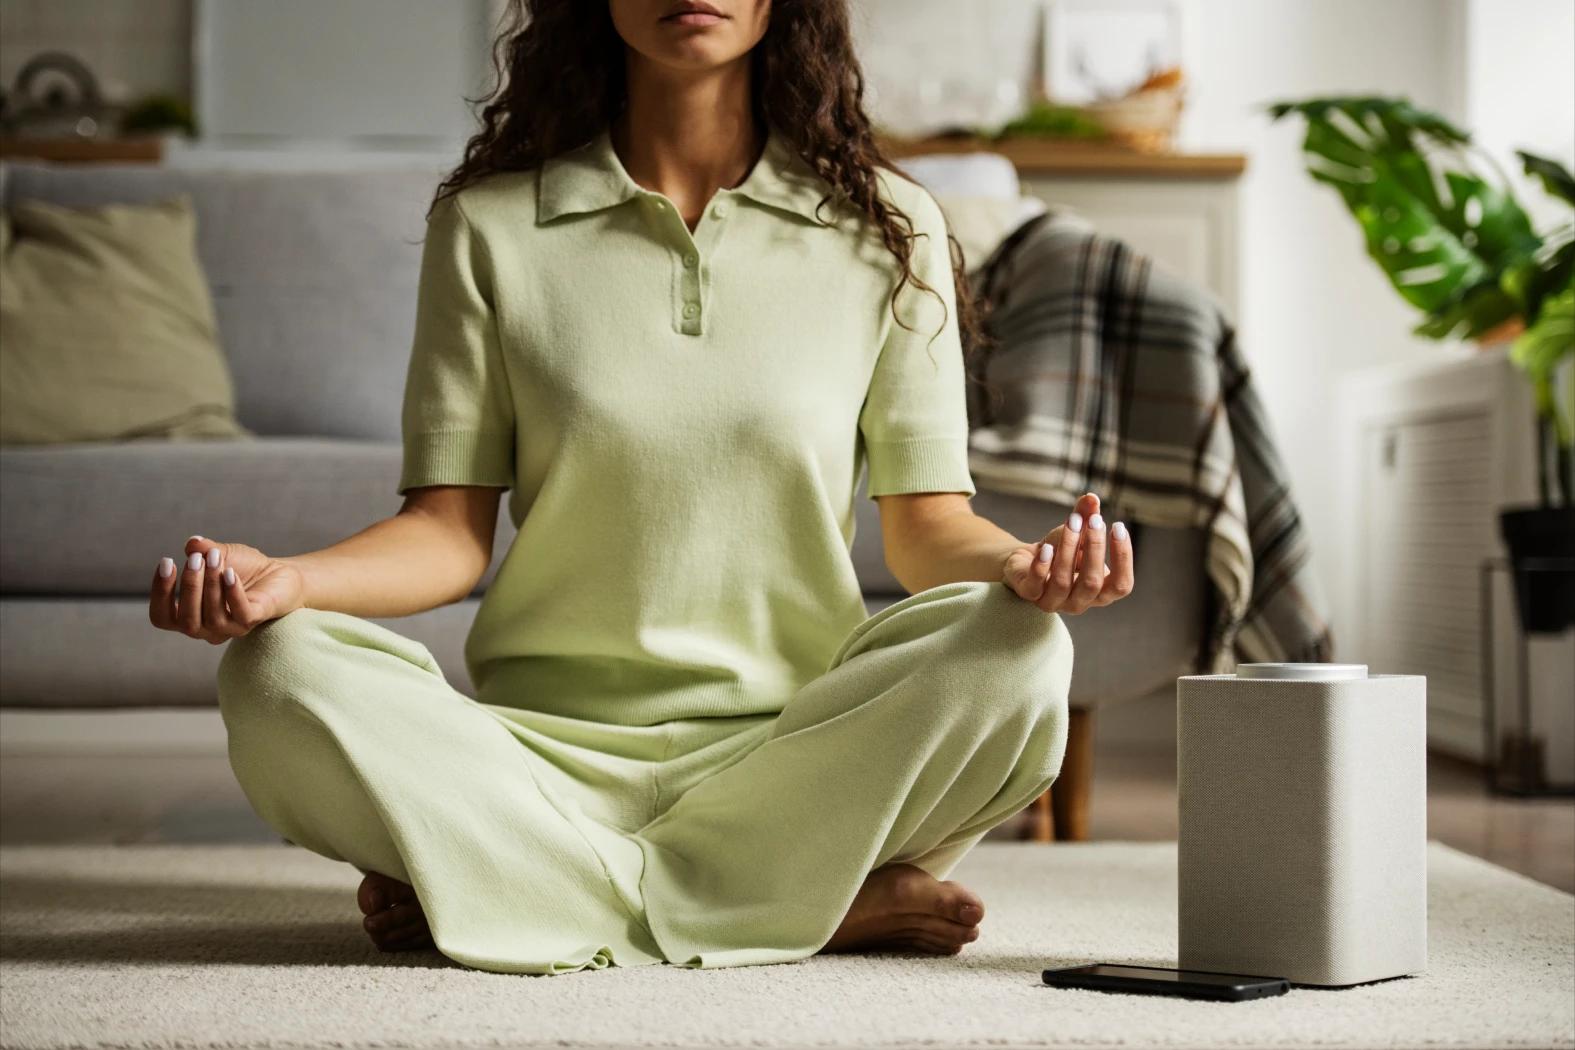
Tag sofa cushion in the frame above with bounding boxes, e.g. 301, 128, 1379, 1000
0, 438, 512, 597
1, 195, 250, 446
0, 162, 441, 441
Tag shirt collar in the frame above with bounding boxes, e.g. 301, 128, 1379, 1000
536, 123, 834, 225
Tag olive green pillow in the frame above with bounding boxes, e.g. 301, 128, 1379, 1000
0, 194, 252, 445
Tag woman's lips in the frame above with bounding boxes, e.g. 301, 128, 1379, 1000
660, 3, 727, 27
661, 11, 726, 26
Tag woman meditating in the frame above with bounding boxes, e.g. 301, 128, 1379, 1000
148, 0, 1135, 975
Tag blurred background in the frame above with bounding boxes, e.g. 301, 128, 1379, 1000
1, 1, 1571, 885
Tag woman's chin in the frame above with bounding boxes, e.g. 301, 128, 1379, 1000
642, 41, 747, 73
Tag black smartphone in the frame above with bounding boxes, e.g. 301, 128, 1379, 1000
1042, 963, 1290, 1002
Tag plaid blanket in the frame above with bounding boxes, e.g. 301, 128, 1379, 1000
967, 210, 1333, 672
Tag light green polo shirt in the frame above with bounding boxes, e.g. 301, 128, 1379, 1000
397, 123, 977, 726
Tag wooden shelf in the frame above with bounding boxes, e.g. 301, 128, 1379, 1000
0, 136, 165, 164
881, 135, 1246, 179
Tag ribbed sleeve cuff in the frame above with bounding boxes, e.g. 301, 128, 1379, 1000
865, 436, 977, 499
398, 429, 514, 493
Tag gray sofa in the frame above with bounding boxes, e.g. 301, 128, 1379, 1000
0, 159, 1206, 837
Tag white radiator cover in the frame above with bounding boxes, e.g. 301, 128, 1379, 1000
1177, 671, 1428, 987
1337, 351, 1541, 762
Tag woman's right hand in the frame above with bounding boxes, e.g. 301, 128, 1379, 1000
148, 536, 306, 644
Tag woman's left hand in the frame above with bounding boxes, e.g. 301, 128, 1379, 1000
1001, 493, 1135, 614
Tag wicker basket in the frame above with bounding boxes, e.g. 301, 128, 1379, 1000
1083, 84, 1184, 153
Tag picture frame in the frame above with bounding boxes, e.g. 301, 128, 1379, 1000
1042, 0, 1182, 104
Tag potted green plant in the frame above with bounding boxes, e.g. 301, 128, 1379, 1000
1269, 96, 1574, 633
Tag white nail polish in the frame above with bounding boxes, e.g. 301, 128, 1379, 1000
223, 567, 236, 585
1037, 543, 1053, 563
158, 557, 174, 578
189, 535, 204, 542
187, 552, 204, 571
1090, 513, 1105, 531
1113, 521, 1129, 542
206, 547, 221, 568
1068, 512, 1083, 533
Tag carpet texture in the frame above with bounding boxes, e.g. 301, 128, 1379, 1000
0, 841, 1570, 1050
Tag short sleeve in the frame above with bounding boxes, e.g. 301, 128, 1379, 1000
396, 194, 516, 495
858, 182, 977, 499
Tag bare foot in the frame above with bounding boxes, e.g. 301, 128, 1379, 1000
356, 871, 433, 952
821, 863, 985, 956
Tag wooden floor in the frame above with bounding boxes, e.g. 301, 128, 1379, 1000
3, 727, 1571, 893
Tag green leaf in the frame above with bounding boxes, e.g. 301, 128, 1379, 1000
1502, 238, 1575, 321
1268, 96, 1472, 147
1352, 170, 1489, 313
1510, 285, 1575, 448
1439, 171, 1541, 270
1519, 150, 1575, 206
1271, 94, 1545, 341
1413, 280, 1521, 340
992, 102, 1106, 140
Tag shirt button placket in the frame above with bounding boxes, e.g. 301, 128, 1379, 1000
644, 193, 703, 337
678, 235, 704, 337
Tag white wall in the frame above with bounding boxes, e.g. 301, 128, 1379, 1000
1458, 0, 1575, 232
1173, 0, 1460, 642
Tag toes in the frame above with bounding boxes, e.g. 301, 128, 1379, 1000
386, 878, 418, 905
884, 866, 986, 926
364, 902, 425, 935
384, 902, 425, 928
363, 912, 389, 940
905, 913, 978, 944
357, 876, 383, 915
357, 872, 416, 915
940, 880, 986, 925
363, 902, 430, 950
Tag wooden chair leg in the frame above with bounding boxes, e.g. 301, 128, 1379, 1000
1020, 785, 1055, 842
1050, 708, 1095, 842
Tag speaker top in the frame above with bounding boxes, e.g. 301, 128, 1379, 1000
1235, 662, 1368, 681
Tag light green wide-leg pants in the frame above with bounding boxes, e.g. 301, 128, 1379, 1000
216, 580, 1072, 975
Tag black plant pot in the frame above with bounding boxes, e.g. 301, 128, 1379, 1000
1498, 506, 1575, 634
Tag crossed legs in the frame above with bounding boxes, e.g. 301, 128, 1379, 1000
217, 580, 1072, 971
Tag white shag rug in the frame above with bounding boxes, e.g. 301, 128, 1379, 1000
0, 841, 1570, 1050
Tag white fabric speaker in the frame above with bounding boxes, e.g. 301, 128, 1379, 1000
1177, 664, 1428, 986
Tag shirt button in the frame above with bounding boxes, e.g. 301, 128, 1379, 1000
682, 302, 700, 319
711, 201, 730, 219
682, 252, 699, 269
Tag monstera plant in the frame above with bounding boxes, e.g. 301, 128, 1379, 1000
1270, 96, 1574, 632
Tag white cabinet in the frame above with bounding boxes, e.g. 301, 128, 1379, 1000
883, 141, 1245, 319
1019, 175, 1241, 317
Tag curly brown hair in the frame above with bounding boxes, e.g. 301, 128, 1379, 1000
431, 0, 985, 358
